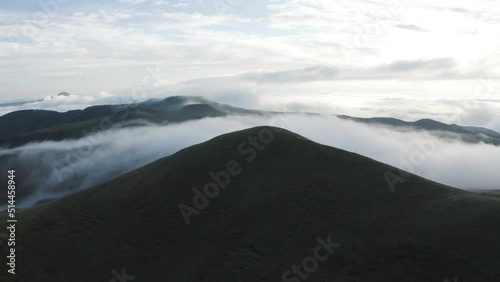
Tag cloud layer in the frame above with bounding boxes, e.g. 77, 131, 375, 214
1, 114, 499, 209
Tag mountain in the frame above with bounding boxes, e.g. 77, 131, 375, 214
1, 127, 499, 282
0, 96, 263, 148
1, 95, 499, 149
338, 115, 500, 146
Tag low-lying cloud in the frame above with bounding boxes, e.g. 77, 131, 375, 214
1, 114, 499, 209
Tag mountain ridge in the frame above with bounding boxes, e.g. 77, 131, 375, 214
1, 127, 499, 281
1, 95, 499, 148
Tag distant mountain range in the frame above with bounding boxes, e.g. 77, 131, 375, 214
1, 127, 499, 281
0, 96, 266, 148
1, 95, 499, 148
338, 115, 500, 146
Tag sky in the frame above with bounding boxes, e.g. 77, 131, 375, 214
1, 0, 500, 129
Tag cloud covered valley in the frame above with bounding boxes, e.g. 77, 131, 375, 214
1, 114, 499, 209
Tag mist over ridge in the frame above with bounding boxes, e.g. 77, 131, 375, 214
1, 113, 499, 209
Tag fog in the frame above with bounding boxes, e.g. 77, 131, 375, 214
1, 114, 499, 209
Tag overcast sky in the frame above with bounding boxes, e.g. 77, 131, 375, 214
1, 0, 500, 128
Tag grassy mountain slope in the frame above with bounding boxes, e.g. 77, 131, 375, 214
1, 127, 499, 282
471, 190, 500, 198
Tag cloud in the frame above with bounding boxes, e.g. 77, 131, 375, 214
205, 59, 488, 85
1, 0, 500, 102
118, 0, 146, 4
396, 24, 428, 32
1, 114, 499, 209
381, 58, 455, 71
241, 66, 339, 84
339, 58, 465, 80
176, 59, 469, 89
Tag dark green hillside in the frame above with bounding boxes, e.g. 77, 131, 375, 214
0, 109, 82, 138
2, 95, 499, 148
1, 127, 499, 282
0, 96, 234, 148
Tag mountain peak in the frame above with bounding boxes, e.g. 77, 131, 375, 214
4, 126, 500, 281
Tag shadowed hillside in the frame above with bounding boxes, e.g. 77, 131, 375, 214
0, 96, 260, 148
1, 127, 500, 282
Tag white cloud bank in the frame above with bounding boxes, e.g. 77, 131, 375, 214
1, 114, 499, 209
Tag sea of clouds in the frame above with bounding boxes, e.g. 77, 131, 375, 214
1, 114, 499, 209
